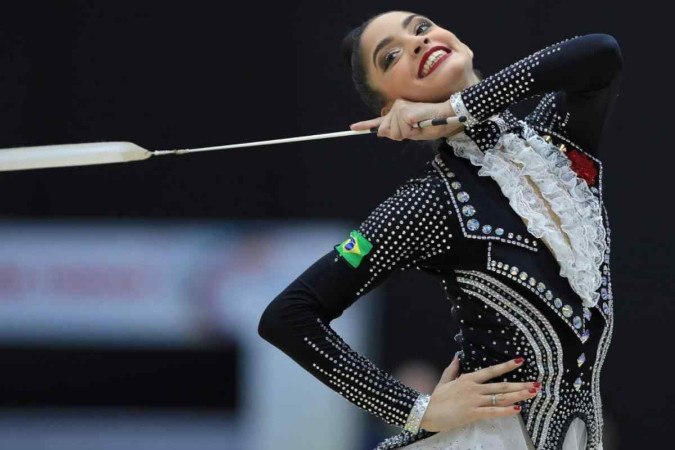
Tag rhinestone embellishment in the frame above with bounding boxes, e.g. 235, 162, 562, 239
577, 353, 586, 367
572, 316, 582, 329
573, 377, 582, 391
462, 205, 476, 217
583, 308, 592, 321
581, 329, 590, 343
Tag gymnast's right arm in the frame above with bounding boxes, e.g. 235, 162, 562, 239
257, 169, 454, 435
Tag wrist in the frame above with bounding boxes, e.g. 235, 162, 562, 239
449, 92, 479, 127
404, 393, 431, 434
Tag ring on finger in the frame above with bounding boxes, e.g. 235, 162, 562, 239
490, 393, 506, 406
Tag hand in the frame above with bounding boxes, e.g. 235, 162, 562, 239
419, 357, 541, 433
349, 98, 463, 141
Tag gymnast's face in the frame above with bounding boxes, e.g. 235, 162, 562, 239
360, 11, 478, 115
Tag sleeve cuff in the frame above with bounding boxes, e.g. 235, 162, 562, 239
403, 393, 431, 434
450, 92, 479, 127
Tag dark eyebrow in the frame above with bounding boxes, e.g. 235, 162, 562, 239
371, 14, 420, 69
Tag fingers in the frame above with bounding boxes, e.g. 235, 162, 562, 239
415, 115, 466, 129
405, 127, 423, 140
477, 381, 541, 394
350, 117, 384, 131
474, 387, 540, 420
464, 357, 525, 384
439, 354, 461, 384
479, 387, 540, 407
378, 113, 392, 138
410, 117, 464, 141
390, 112, 403, 141
352, 105, 464, 141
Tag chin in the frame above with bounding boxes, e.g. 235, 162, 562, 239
426, 66, 462, 94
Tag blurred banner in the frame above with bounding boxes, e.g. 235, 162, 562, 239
0, 220, 379, 450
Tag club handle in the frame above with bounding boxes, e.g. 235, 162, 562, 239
416, 116, 467, 129
368, 115, 466, 133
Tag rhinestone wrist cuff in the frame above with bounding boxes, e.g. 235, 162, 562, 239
449, 92, 479, 127
404, 393, 431, 434
489, 114, 509, 133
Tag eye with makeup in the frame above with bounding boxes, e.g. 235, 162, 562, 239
382, 19, 433, 70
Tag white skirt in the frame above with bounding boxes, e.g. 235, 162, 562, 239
399, 416, 593, 450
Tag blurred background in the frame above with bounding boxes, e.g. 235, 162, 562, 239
0, 1, 670, 449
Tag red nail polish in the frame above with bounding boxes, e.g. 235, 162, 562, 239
533, 381, 542, 388
529, 388, 537, 393
514, 357, 524, 364
514, 405, 521, 411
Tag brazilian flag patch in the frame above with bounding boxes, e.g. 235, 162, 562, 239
335, 230, 373, 268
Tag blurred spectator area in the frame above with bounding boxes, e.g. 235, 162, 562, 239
0, 221, 377, 450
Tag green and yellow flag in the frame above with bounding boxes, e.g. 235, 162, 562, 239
335, 230, 373, 268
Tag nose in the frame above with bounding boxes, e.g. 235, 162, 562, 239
413, 37, 430, 55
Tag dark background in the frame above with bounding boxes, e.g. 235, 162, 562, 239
0, 1, 671, 448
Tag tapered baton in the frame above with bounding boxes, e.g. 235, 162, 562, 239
0, 117, 464, 172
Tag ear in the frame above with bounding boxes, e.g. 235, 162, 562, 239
380, 104, 391, 116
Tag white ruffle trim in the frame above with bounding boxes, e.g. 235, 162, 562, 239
445, 122, 607, 307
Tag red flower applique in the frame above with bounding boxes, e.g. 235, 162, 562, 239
565, 149, 598, 186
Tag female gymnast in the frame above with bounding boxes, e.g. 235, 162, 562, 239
258, 9, 622, 450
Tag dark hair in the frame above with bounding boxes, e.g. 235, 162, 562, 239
341, 14, 384, 116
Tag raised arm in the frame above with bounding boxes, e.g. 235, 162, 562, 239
257, 163, 456, 437
451, 33, 623, 156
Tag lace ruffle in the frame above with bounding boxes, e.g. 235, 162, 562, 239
445, 122, 607, 307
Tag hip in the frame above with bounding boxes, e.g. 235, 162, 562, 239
392, 415, 590, 450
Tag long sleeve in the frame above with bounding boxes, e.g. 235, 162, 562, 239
451, 33, 623, 157
257, 164, 456, 435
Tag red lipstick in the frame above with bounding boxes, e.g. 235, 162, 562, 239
418, 46, 452, 78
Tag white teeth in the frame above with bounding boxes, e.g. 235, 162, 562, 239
421, 50, 449, 77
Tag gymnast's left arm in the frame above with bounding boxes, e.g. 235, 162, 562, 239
450, 34, 623, 155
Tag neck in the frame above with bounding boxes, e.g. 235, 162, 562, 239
463, 69, 482, 90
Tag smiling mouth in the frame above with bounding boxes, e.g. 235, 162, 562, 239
418, 46, 452, 78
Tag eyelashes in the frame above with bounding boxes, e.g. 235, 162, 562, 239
414, 20, 432, 36
382, 20, 432, 70
383, 52, 397, 69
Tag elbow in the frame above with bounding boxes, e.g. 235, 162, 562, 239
258, 276, 333, 345
257, 285, 318, 344
590, 33, 624, 73
258, 297, 282, 343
